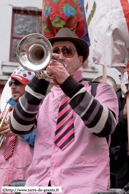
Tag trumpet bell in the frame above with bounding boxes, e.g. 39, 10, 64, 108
17, 33, 53, 72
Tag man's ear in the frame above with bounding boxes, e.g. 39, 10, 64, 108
79, 55, 83, 65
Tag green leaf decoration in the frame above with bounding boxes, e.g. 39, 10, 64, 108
86, 3, 88, 13
87, 1, 96, 27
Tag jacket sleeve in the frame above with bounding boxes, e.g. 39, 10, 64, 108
60, 76, 118, 137
9, 76, 49, 135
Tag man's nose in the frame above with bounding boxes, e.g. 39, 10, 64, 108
11, 83, 16, 88
58, 51, 64, 59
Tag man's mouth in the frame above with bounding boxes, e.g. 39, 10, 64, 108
12, 91, 18, 95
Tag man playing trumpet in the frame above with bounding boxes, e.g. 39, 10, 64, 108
0, 67, 36, 190
10, 28, 118, 194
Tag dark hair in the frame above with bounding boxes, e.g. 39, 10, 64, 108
73, 42, 83, 57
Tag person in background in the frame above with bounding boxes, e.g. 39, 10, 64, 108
0, 67, 36, 191
10, 28, 118, 194
93, 75, 129, 189
110, 88, 129, 189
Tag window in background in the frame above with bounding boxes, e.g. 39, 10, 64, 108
10, 8, 42, 62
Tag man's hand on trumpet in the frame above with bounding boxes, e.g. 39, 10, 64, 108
46, 53, 70, 85
0, 121, 17, 137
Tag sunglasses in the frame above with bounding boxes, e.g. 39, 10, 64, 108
53, 46, 77, 58
9, 80, 23, 87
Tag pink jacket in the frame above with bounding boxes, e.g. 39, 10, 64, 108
0, 112, 34, 194
23, 80, 118, 194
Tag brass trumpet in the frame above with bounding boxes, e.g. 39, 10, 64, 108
0, 99, 11, 129
16, 33, 67, 82
0, 99, 11, 147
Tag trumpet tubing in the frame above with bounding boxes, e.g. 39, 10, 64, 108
0, 100, 11, 129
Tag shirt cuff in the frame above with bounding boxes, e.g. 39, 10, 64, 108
60, 76, 84, 98
28, 76, 49, 95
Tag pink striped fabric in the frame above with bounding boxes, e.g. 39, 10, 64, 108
54, 94, 74, 150
3, 136, 17, 160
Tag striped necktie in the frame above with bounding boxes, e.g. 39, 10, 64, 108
3, 136, 17, 160
54, 94, 74, 150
